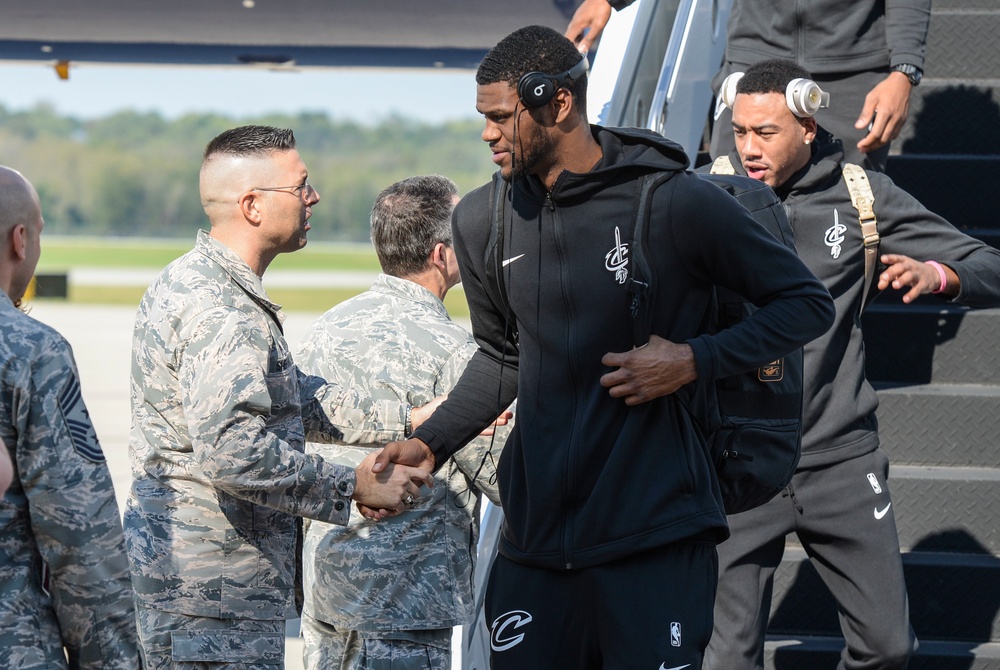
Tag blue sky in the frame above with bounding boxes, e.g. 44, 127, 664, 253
0, 62, 481, 123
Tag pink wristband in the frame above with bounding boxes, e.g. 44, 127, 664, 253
926, 260, 947, 294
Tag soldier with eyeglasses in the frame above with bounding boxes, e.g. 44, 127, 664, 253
125, 125, 440, 669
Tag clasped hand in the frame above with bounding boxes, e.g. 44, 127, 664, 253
360, 408, 513, 520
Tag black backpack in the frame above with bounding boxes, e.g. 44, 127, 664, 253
629, 172, 803, 514
484, 171, 803, 515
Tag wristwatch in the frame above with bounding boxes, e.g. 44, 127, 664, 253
891, 64, 923, 87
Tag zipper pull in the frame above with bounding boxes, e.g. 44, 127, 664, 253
627, 279, 648, 319
545, 191, 555, 211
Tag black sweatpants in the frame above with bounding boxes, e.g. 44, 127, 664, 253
485, 540, 717, 670
704, 448, 917, 670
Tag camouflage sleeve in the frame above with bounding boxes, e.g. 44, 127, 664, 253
0, 436, 12, 496
178, 306, 354, 522
20, 335, 140, 669
298, 369, 407, 445
436, 342, 509, 506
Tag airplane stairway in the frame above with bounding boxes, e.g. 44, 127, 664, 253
763, 0, 1000, 666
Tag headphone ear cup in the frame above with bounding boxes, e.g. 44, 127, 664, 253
786, 78, 829, 118
719, 72, 744, 110
518, 72, 554, 108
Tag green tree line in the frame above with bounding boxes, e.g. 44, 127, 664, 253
0, 104, 497, 242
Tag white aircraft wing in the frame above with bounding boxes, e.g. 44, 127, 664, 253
0, 0, 582, 69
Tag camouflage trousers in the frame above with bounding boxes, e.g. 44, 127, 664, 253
301, 613, 451, 670
136, 603, 285, 669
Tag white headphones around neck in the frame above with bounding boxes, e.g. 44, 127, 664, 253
715, 71, 831, 119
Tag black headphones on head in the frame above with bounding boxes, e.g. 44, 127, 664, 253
517, 56, 589, 109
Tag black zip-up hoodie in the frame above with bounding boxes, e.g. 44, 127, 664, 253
413, 126, 834, 570
718, 132, 1000, 468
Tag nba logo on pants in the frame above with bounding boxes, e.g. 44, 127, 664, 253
670, 622, 681, 647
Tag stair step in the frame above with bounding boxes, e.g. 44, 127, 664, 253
769, 547, 1000, 643
898, 83, 1000, 155
891, 467, 1000, 553
924, 9, 1000, 80
873, 384, 1000, 467
864, 306, 1000, 385
765, 636, 1000, 670
884, 155, 1000, 226
934, 0, 1000, 10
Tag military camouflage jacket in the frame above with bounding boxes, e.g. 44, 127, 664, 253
0, 290, 140, 669
126, 231, 407, 620
297, 273, 505, 631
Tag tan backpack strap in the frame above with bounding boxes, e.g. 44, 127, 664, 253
841, 163, 880, 300
710, 155, 737, 175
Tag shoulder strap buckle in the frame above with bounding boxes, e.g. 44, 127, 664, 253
841, 163, 880, 302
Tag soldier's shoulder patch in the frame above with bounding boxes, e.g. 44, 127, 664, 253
57, 375, 105, 462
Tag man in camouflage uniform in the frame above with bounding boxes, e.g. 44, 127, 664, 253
0, 166, 141, 669
296, 175, 508, 670
126, 126, 435, 669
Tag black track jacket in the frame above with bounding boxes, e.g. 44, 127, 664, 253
412, 126, 834, 570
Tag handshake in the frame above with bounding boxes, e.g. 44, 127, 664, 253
351, 397, 513, 519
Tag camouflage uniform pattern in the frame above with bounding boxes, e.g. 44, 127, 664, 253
295, 274, 505, 662
136, 602, 285, 669
126, 231, 408, 629
0, 289, 140, 669
301, 612, 451, 670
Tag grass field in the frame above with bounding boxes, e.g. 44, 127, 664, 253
37, 237, 383, 273
32, 237, 471, 318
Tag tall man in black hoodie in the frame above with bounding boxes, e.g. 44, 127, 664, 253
705, 58, 1000, 670
375, 27, 834, 669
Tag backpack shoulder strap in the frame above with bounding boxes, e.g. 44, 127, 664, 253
841, 163, 880, 300
485, 172, 512, 317
710, 155, 737, 175
629, 171, 676, 348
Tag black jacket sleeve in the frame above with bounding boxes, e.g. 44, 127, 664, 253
411, 182, 519, 465
665, 173, 835, 381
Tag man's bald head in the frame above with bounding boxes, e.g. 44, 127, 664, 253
199, 125, 297, 222
0, 167, 41, 240
0, 166, 44, 302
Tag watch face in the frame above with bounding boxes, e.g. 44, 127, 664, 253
895, 64, 922, 86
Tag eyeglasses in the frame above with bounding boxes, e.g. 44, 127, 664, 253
249, 180, 316, 199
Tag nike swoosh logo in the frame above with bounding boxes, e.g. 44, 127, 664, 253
659, 665, 691, 670
874, 503, 892, 520
502, 253, 525, 267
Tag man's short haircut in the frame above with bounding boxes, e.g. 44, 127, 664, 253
203, 125, 296, 161
371, 175, 458, 278
737, 59, 813, 96
477, 24, 588, 113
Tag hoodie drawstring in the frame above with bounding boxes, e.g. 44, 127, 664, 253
783, 482, 804, 514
